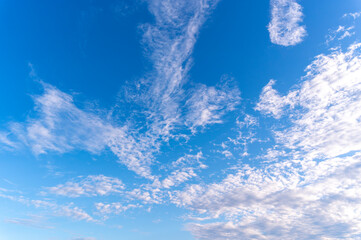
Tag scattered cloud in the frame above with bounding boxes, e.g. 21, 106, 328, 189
171, 42, 361, 239
95, 202, 139, 216
185, 80, 241, 132
343, 12, 361, 20
175, 153, 361, 239
3, 1, 361, 239
45, 175, 125, 198
258, 43, 361, 159
0, 0, 241, 181
0, 192, 95, 222
255, 79, 296, 118
268, 0, 306, 46
326, 25, 356, 45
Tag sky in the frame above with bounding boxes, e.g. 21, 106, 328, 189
1, 0, 361, 239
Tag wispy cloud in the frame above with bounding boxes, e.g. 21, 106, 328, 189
5, 215, 54, 229
1, 82, 158, 178
0, 190, 95, 222
326, 25, 355, 45
268, 0, 306, 46
131, 0, 234, 137
343, 12, 361, 20
0, 132, 18, 150
0, 0, 240, 181
7, 82, 112, 155
45, 175, 125, 198
185, 80, 241, 132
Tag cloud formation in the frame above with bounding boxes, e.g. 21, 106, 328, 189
0, 191, 95, 222
170, 43, 361, 239
259, 43, 361, 159
268, 0, 306, 46
46, 175, 125, 197
0, 0, 240, 180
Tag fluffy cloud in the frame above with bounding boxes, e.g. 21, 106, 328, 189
268, 0, 306, 46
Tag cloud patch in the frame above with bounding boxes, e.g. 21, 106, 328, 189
268, 0, 306, 46
46, 175, 125, 198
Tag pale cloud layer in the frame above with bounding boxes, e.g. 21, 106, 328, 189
5, 216, 54, 229
0, 191, 95, 222
268, 0, 306, 46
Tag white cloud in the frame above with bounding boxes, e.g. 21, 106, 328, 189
21, 83, 112, 155
185, 80, 241, 132
0, 192, 95, 222
175, 154, 361, 239
124, 152, 206, 205
60, 204, 95, 222
159, 152, 207, 189
326, 25, 356, 45
95, 202, 139, 215
258, 43, 361, 159
46, 175, 124, 198
161, 168, 197, 189
343, 12, 361, 20
255, 79, 296, 118
0, 0, 239, 181
173, 42, 361, 239
2, 83, 155, 178
0, 132, 18, 150
127, 0, 234, 138
268, 0, 306, 46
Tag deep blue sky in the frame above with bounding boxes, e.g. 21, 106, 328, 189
1, 0, 361, 239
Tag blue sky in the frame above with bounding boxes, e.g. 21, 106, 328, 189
1, 0, 361, 239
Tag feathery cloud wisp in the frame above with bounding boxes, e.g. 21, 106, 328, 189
46, 175, 125, 198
